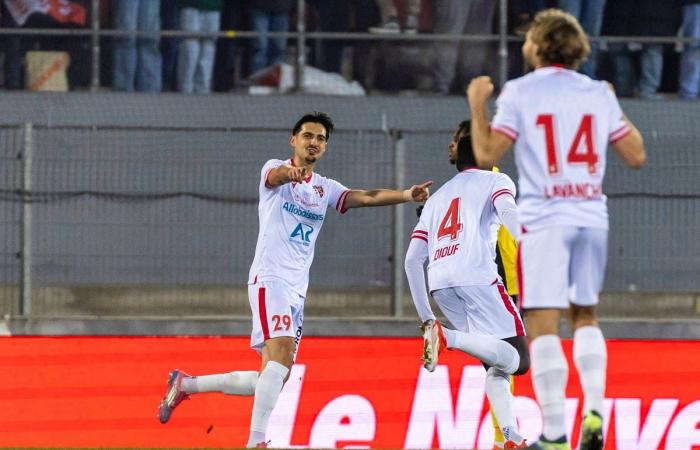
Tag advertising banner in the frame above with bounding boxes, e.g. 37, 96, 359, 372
1, 337, 698, 449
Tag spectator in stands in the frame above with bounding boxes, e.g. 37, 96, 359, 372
558, 0, 606, 78
176, 0, 222, 94
161, 2, 181, 92
249, 0, 293, 74
510, 0, 547, 35
369, 0, 421, 34
1, 0, 26, 89
113, 0, 162, 92
307, 0, 350, 74
680, 0, 700, 99
605, 0, 682, 99
432, 0, 496, 95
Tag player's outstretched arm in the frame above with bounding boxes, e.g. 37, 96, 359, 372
343, 181, 432, 209
266, 164, 307, 187
404, 238, 435, 323
467, 76, 513, 168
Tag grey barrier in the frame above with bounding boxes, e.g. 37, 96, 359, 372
0, 93, 697, 318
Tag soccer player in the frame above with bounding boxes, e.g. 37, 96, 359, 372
157, 111, 432, 448
419, 120, 522, 450
405, 131, 530, 450
467, 9, 646, 450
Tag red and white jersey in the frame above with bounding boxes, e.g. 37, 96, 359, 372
248, 159, 350, 296
411, 169, 516, 290
491, 66, 631, 230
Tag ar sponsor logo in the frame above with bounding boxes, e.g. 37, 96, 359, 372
290, 223, 314, 246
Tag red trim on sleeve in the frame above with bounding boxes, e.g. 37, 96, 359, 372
497, 283, 525, 336
413, 230, 428, 236
336, 189, 351, 214
609, 124, 632, 144
263, 168, 274, 188
492, 189, 514, 204
258, 287, 270, 340
491, 125, 518, 141
411, 235, 428, 243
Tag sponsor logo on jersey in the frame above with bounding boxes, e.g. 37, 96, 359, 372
283, 202, 324, 221
290, 223, 314, 246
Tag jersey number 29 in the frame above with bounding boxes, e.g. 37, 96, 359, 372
536, 114, 599, 175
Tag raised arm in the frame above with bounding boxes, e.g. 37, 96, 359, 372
266, 164, 308, 188
343, 181, 432, 209
467, 76, 514, 168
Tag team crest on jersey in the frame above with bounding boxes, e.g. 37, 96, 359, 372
313, 185, 324, 198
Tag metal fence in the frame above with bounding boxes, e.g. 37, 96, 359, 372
0, 93, 698, 318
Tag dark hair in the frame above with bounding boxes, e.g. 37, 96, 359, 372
455, 120, 470, 138
530, 9, 590, 69
455, 135, 478, 171
292, 112, 335, 141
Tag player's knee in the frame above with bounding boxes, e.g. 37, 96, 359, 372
569, 304, 598, 329
514, 348, 530, 375
264, 337, 295, 369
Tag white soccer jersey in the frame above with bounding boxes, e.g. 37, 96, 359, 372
491, 66, 631, 230
248, 158, 350, 296
411, 169, 516, 290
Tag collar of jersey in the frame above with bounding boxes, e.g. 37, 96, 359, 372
289, 158, 313, 183
460, 166, 479, 172
536, 65, 570, 75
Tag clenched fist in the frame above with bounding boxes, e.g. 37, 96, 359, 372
467, 76, 495, 108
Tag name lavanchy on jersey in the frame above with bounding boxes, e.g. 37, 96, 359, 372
412, 169, 516, 290
491, 66, 631, 230
248, 159, 350, 296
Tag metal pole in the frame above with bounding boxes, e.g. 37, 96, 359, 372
391, 130, 406, 317
90, 0, 101, 91
295, 0, 306, 92
498, 0, 509, 89
20, 124, 33, 316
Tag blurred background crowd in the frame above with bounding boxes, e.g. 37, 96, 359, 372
1, 0, 699, 99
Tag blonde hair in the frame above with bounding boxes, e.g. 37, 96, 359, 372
529, 9, 590, 69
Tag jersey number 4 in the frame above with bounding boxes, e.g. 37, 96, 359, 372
536, 114, 599, 175
437, 197, 463, 241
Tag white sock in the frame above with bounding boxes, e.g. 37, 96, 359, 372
574, 326, 607, 415
485, 367, 523, 443
444, 328, 520, 374
182, 371, 258, 395
531, 334, 569, 441
247, 361, 289, 447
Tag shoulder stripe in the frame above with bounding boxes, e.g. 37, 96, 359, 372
492, 188, 514, 203
336, 189, 351, 214
609, 124, 631, 144
491, 125, 518, 141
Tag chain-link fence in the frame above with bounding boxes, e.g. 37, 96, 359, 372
0, 94, 698, 318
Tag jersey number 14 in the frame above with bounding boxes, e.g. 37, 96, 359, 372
536, 114, 599, 175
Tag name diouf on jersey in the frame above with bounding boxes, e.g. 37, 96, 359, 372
434, 243, 460, 261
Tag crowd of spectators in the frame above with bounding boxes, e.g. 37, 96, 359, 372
0, 0, 699, 99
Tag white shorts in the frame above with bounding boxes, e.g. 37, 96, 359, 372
432, 283, 525, 340
518, 226, 608, 309
248, 279, 304, 360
